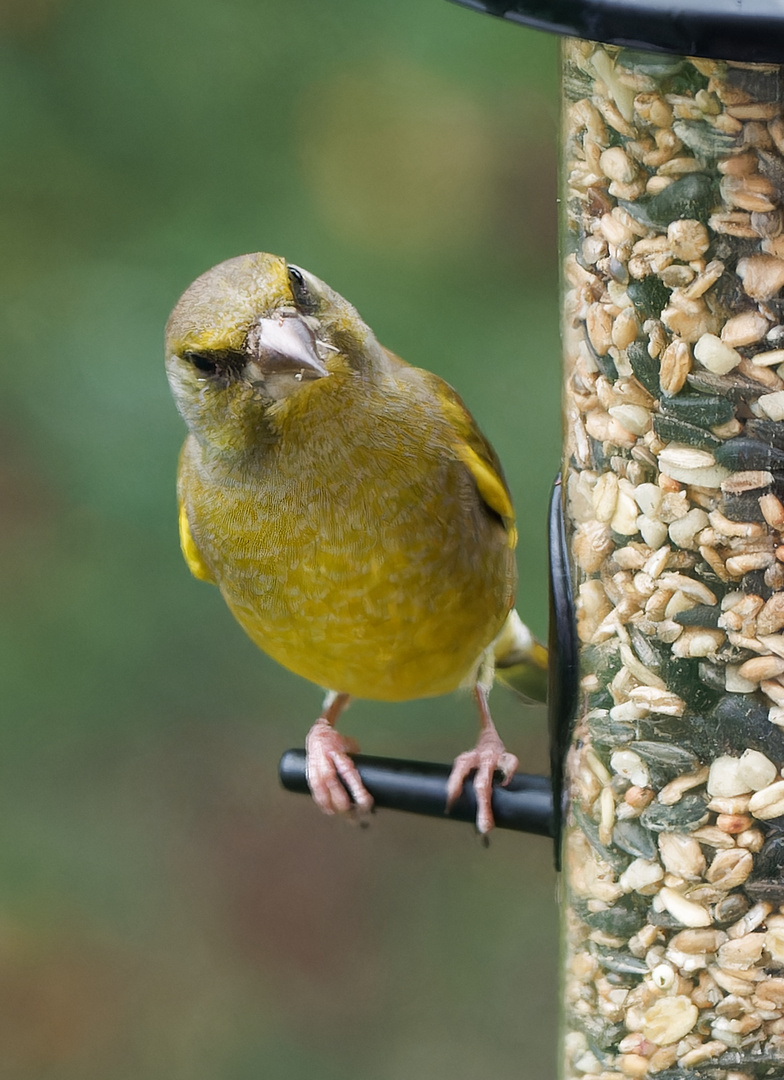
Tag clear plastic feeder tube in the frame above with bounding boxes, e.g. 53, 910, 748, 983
560, 40, 784, 1080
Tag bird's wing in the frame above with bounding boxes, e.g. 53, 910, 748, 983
424, 372, 517, 548
178, 498, 216, 584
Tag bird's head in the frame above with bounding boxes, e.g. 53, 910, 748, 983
165, 252, 378, 454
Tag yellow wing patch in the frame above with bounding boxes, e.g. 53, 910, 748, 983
453, 442, 518, 550
453, 441, 514, 526
438, 388, 517, 551
178, 501, 216, 583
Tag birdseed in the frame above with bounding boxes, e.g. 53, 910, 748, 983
561, 39, 784, 1080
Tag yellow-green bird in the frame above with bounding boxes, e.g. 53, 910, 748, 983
165, 253, 546, 833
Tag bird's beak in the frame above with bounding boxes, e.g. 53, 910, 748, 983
245, 312, 330, 382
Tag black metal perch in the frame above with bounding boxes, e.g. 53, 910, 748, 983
279, 749, 555, 836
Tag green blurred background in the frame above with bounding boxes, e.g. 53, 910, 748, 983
0, 0, 561, 1075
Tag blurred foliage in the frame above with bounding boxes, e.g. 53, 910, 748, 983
0, 0, 561, 1076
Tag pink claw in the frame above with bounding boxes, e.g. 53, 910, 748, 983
305, 715, 373, 817
446, 686, 518, 835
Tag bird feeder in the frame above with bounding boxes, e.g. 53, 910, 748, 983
448, 3, 784, 1078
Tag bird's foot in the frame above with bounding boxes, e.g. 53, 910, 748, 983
446, 687, 518, 835
305, 717, 373, 817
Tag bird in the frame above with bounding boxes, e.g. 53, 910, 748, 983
165, 252, 547, 834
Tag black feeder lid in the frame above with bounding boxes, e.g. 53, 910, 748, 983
449, 0, 784, 65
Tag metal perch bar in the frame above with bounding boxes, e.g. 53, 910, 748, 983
279, 749, 555, 836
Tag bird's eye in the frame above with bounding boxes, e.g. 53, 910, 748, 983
287, 265, 317, 314
184, 351, 218, 375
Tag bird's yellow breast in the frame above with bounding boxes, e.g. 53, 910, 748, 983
178, 372, 516, 701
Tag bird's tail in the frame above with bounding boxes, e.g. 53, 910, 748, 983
493, 609, 548, 703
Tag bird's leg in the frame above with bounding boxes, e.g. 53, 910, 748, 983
446, 684, 519, 835
305, 692, 374, 816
